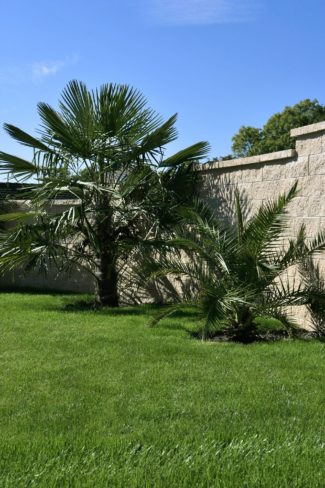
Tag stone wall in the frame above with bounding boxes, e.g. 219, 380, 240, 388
1, 121, 325, 323
0, 199, 95, 294
196, 121, 325, 326
197, 120, 325, 257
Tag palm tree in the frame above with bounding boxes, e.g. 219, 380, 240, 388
0, 80, 210, 306
143, 183, 325, 340
299, 258, 325, 337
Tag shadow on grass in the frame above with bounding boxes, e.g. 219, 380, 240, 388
3, 290, 322, 343
62, 300, 163, 315
61, 300, 201, 318
0, 286, 81, 296
189, 329, 322, 344
60, 300, 202, 335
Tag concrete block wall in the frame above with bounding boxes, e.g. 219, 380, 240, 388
197, 120, 325, 245
196, 121, 325, 326
1, 121, 325, 324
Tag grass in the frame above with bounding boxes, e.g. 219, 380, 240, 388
0, 292, 324, 487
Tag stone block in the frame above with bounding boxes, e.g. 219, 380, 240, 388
198, 172, 244, 197
287, 196, 308, 217
245, 182, 269, 201
309, 153, 325, 175
292, 217, 321, 238
218, 170, 243, 186
296, 175, 325, 197
197, 149, 295, 172
235, 182, 254, 198
291, 121, 325, 138
296, 134, 323, 156
319, 217, 325, 232
262, 163, 286, 181
241, 167, 263, 182
284, 305, 313, 329
285, 157, 309, 178
287, 195, 325, 219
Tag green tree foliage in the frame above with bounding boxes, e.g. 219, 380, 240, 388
0, 80, 210, 307
143, 184, 325, 341
231, 126, 262, 158
231, 99, 325, 157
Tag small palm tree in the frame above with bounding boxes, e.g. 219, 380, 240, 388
299, 258, 325, 337
143, 183, 325, 340
0, 80, 210, 306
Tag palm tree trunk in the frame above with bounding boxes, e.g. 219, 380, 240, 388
95, 252, 119, 307
94, 192, 120, 307
235, 307, 256, 342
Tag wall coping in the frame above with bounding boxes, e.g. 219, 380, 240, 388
12, 199, 80, 205
195, 148, 296, 172
291, 121, 325, 138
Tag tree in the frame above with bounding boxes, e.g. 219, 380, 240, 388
231, 99, 325, 157
0, 80, 210, 307
144, 184, 325, 341
231, 126, 262, 158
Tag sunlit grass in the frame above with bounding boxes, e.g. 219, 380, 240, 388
0, 292, 324, 487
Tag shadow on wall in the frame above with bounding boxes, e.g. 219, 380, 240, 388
198, 171, 250, 225
119, 260, 194, 306
0, 179, 250, 304
118, 175, 252, 307
0, 266, 95, 295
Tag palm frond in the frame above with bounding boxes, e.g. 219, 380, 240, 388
200, 282, 255, 337
265, 274, 307, 308
159, 141, 210, 168
0, 211, 40, 222
159, 163, 197, 207
0, 209, 96, 277
96, 82, 162, 140
3, 124, 53, 152
0, 152, 37, 180
234, 188, 244, 244
306, 229, 325, 255
299, 258, 325, 335
273, 224, 307, 269
132, 114, 178, 160
243, 181, 299, 258
59, 80, 95, 124
38, 102, 95, 159
149, 303, 187, 327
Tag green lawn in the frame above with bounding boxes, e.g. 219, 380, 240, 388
0, 293, 324, 487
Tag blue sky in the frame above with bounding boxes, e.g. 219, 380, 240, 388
0, 0, 324, 168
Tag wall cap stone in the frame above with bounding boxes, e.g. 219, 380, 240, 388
12, 199, 80, 205
195, 149, 296, 172
291, 121, 325, 138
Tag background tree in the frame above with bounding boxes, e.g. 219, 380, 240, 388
0, 80, 210, 307
231, 126, 262, 158
231, 99, 325, 157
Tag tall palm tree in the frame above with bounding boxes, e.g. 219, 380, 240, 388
143, 184, 325, 340
0, 80, 210, 306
